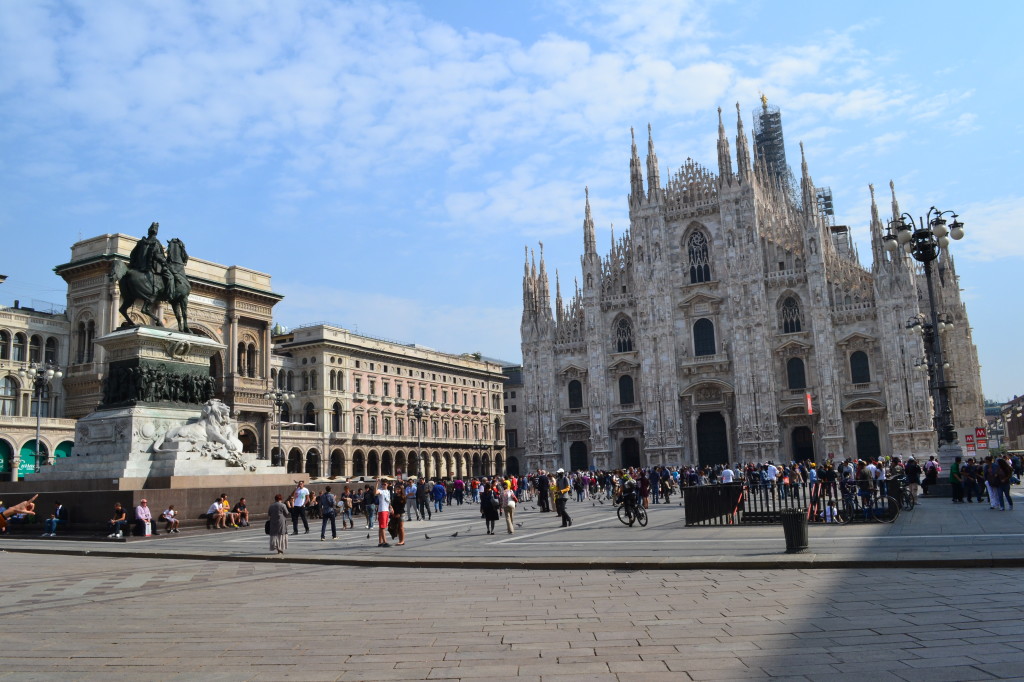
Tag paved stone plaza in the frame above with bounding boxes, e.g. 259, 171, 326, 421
2, 552, 1023, 681
3, 494, 1024, 679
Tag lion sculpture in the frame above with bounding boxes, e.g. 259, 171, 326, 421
154, 399, 249, 468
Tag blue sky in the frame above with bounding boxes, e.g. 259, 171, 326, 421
1, 0, 1022, 401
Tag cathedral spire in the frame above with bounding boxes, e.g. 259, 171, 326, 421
629, 127, 644, 202
583, 186, 596, 255
521, 246, 535, 317
538, 242, 552, 321
889, 179, 902, 223
869, 183, 887, 265
555, 269, 563, 325
735, 102, 752, 180
716, 107, 733, 185
799, 142, 816, 215
646, 123, 661, 199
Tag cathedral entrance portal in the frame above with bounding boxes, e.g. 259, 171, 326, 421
621, 438, 641, 468
791, 426, 815, 462
569, 441, 588, 472
855, 421, 881, 461
696, 412, 728, 467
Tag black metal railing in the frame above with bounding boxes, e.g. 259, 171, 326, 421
684, 481, 902, 526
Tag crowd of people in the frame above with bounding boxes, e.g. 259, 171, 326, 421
5, 451, 1020, 546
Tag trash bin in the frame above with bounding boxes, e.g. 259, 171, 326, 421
780, 507, 808, 553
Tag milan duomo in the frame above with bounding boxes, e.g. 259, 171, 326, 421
519, 99, 984, 473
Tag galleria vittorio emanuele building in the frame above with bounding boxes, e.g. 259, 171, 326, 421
519, 100, 984, 473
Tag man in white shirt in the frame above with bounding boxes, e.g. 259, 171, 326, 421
720, 467, 735, 484
291, 481, 310, 535
376, 479, 392, 547
766, 462, 779, 484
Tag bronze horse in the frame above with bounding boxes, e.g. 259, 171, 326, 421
112, 237, 192, 333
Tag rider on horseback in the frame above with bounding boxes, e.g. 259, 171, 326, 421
115, 222, 192, 333
129, 222, 174, 297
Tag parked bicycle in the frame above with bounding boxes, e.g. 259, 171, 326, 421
836, 481, 899, 524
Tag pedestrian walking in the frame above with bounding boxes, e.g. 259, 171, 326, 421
290, 480, 310, 535
376, 479, 392, 547
555, 468, 573, 527
362, 485, 377, 528
391, 485, 407, 545
268, 494, 289, 554
501, 481, 518, 534
416, 478, 431, 520
536, 471, 551, 512
481, 481, 500, 534
319, 486, 338, 540
340, 485, 355, 529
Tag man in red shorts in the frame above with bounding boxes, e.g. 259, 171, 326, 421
375, 479, 392, 547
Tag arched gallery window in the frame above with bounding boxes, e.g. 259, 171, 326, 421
687, 231, 712, 283
614, 318, 633, 353
44, 338, 57, 364
781, 296, 802, 334
850, 351, 871, 384
355, 415, 363, 434
303, 403, 316, 429
0, 330, 9, 360
1, 376, 18, 416
787, 357, 807, 390
693, 318, 716, 357
13, 333, 26, 362
567, 380, 583, 409
618, 375, 635, 405
29, 335, 42, 363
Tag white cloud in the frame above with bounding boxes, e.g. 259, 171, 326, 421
955, 196, 1024, 261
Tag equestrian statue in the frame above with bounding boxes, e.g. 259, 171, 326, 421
112, 222, 192, 333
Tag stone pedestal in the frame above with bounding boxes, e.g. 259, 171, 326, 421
27, 326, 283, 483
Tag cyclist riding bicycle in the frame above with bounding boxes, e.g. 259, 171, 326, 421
617, 475, 640, 509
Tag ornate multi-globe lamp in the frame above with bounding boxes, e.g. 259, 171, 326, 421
18, 363, 64, 472
263, 388, 294, 464
882, 207, 965, 448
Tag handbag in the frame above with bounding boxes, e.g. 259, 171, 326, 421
387, 515, 400, 539
264, 520, 271, 535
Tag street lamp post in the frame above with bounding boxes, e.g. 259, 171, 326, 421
883, 206, 965, 456
18, 362, 63, 472
409, 401, 430, 478
263, 388, 294, 465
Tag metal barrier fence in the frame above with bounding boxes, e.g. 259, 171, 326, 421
683, 481, 900, 526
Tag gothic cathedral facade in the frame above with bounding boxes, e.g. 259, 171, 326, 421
520, 101, 984, 473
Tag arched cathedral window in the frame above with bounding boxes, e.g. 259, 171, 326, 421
567, 380, 583, 409
693, 318, 716, 357
850, 351, 871, 384
618, 375, 634, 405
781, 297, 802, 334
614, 318, 633, 353
787, 357, 807, 390
687, 232, 711, 283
